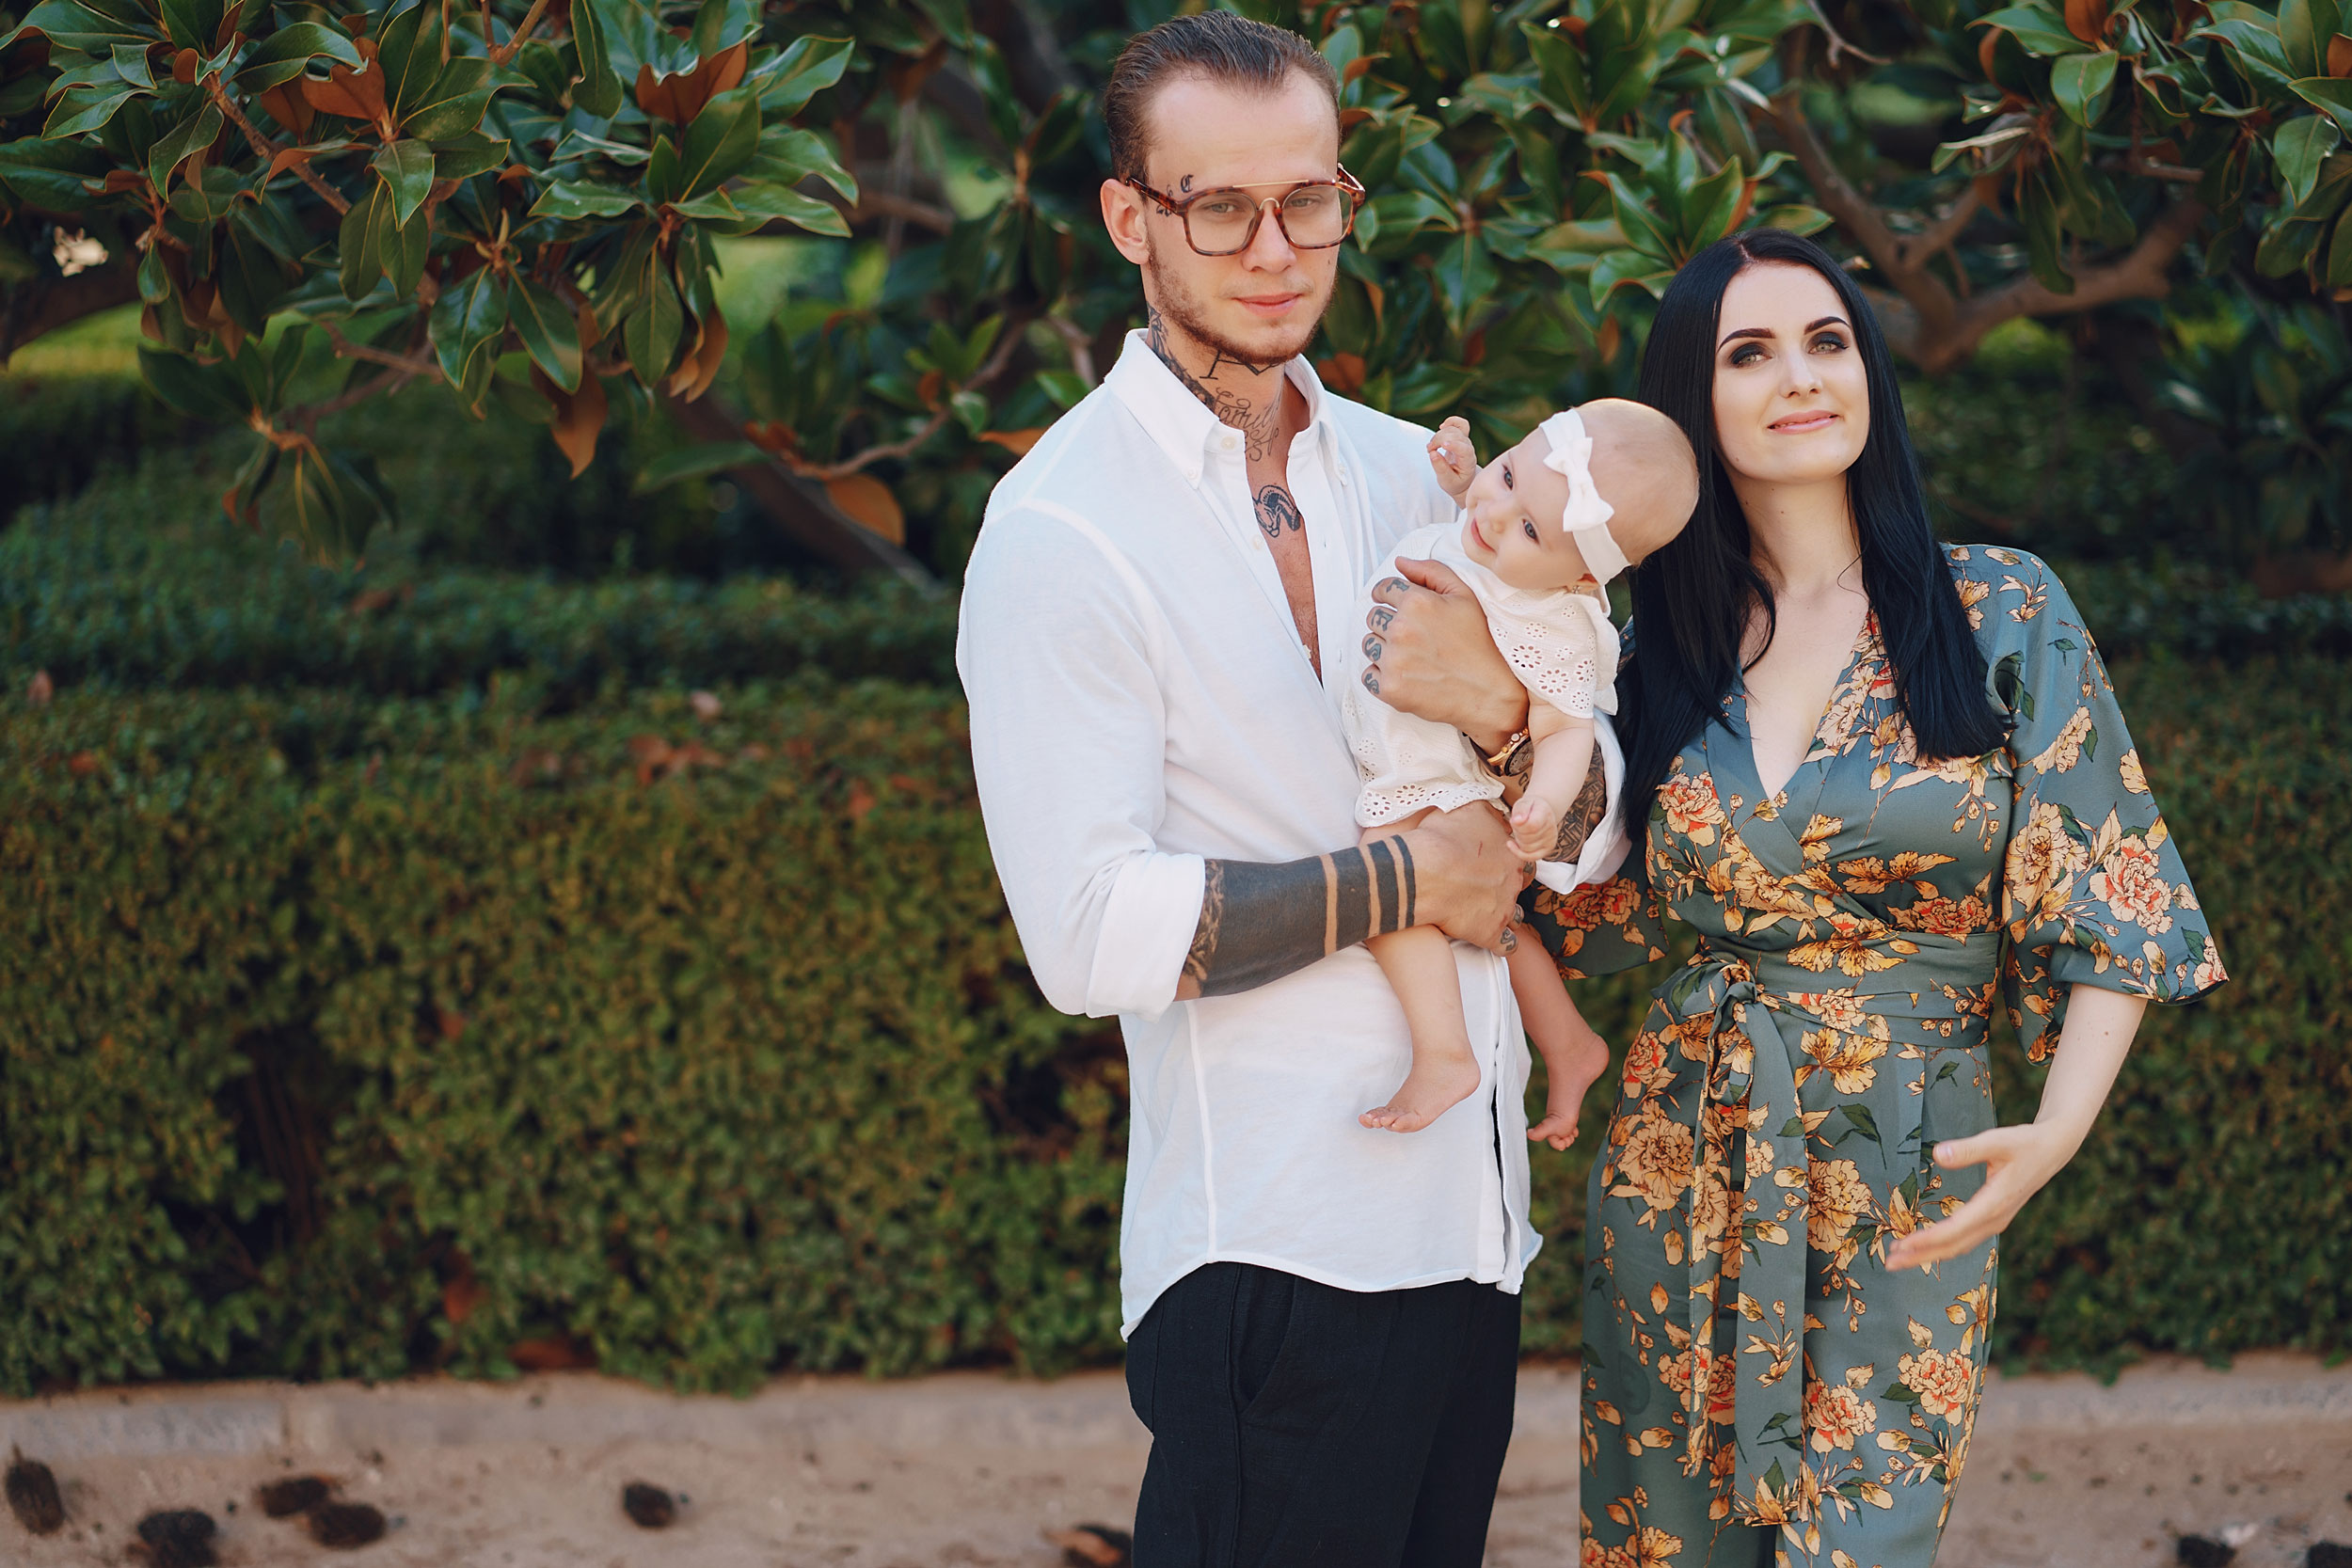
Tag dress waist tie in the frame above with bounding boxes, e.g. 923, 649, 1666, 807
1661, 934, 1998, 1515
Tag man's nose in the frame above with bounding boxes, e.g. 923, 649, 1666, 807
1239, 198, 1298, 269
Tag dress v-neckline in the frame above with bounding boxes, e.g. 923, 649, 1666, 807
1723, 611, 1878, 815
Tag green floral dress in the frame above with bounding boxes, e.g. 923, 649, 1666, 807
1527, 548, 2225, 1568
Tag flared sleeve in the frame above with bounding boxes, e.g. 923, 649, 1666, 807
1525, 860, 1668, 980
1972, 548, 2228, 1060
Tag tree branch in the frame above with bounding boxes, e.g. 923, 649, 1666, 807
0, 256, 141, 364
1766, 80, 1961, 348
788, 317, 1025, 479
206, 75, 351, 215
666, 387, 941, 587
486, 0, 548, 65
320, 320, 444, 378
1932, 196, 2208, 370
827, 190, 957, 235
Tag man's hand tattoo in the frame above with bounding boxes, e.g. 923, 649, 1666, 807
1550, 738, 1609, 863
1183, 840, 1418, 999
1255, 483, 1303, 539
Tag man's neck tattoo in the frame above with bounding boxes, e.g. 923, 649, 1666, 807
1145, 303, 1285, 462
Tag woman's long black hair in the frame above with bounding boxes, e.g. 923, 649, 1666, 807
1617, 228, 2008, 838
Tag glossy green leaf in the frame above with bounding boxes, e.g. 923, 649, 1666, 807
675, 85, 758, 199
433, 132, 510, 182
507, 277, 582, 391
2279, 0, 2343, 80
1975, 3, 2096, 56
2273, 115, 2342, 207
751, 33, 851, 117
530, 180, 643, 220
2052, 50, 2120, 125
234, 21, 364, 93
2291, 77, 2352, 135
721, 182, 847, 235
633, 439, 763, 493
138, 343, 250, 420
622, 256, 683, 385
338, 177, 391, 300
371, 138, 436, 227
401, 58, 497, 140
570, 0, 624, 118
744, 125, 854, 200
430, 262, 508, 392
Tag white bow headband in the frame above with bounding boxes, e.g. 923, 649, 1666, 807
1535, 408, 1629, 585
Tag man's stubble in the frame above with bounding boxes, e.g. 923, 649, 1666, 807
1143, 243, 1333, 372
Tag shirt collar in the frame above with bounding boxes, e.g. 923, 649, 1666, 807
1105, 328, 1333, 485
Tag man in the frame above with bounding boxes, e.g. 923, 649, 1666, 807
956, 14, 1617, 1565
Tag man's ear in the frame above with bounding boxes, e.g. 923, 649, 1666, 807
1100, 178, 1152, 266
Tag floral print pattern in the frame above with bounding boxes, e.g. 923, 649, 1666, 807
1528, 549, 2223, 1567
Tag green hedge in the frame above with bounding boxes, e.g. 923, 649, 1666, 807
4, 655, 2344, 1393
0, 452, 956, 701
2, 680, 1116, 1391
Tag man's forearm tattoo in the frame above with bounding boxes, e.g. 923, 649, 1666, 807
1255, 483, 1303, 539
1145, 304, 1284, 460
1182, 839, 1418, 999
1551, 737, 1609, 863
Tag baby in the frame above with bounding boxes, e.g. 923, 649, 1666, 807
1342, 399, 1698, 1139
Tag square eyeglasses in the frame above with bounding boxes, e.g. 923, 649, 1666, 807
1123, 166, 1368, 257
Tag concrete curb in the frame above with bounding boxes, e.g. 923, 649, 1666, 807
4, 1352, 2345, 1464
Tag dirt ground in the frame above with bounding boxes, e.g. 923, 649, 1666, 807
7, 1358, 2348, 1567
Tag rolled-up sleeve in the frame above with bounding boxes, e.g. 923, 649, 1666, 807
957, 503, 1204, 1021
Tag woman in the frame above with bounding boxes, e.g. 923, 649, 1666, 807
1363, 229, 2224, 1566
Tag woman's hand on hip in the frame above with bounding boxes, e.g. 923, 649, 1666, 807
1883, 1121, 2082, 1271
1361, 558, 1527, 751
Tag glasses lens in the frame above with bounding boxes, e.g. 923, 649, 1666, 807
1279, 185, 1348, 246
1185, 191, 1259, 254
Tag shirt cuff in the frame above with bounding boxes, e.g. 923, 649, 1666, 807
1086, 851, 1208, 1021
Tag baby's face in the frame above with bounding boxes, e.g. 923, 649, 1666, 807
1456, 428, 1612, 594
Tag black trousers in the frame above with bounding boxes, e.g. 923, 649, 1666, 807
1123, 1261, 1521, 1568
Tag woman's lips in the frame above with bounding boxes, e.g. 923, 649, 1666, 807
1770, 410, 1838, 433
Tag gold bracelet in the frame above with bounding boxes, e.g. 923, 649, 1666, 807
1480, 728, 1531, 777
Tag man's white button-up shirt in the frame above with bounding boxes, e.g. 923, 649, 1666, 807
958, 331, 1591, 1336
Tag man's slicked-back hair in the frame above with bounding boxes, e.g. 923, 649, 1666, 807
1102, 11, 1338, 183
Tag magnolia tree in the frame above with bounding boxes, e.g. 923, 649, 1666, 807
1782, 0, 2352, 575
3, 0, 2349, 580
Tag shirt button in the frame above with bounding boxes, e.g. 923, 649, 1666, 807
1220, 434, 1237, 451
1337, 463, 1351, 485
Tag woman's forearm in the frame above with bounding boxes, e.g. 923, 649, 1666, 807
2031, 986, 2148, 1149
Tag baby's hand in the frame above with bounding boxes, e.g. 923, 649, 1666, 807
1426, 416, 1478, 499
1507, 792, 1563, 863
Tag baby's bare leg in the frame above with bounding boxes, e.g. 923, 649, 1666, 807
1506, 708, 1596, 862
1358, 816, 1481, 1132
1507, 926, 1609, 1149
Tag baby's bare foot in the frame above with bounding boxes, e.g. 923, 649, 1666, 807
1360, 1049, 1483, 1133
1527, 1033, 1610, 1151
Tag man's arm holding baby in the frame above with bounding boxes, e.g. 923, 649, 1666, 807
1360, 561, 1609, 868
1175, 806, 1532, 1001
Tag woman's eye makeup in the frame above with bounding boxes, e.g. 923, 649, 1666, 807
1727, 342, 1765, 367
1809, 332, 1850, 353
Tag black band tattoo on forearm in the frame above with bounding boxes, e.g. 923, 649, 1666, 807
1182, 838, 1419, 998
1255, 483, 1302, 539
1550, 737, 1609, 863
1145, 304, 1283, 461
